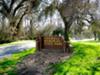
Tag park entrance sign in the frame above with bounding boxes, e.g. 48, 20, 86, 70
36, 36, 70, 52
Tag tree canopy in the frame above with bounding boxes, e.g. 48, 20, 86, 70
0, 0, 100, 42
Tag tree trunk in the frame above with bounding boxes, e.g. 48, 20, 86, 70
9, 21, 17, 41
64, 22, 69, 41
97, 33, 100, 40
58, 10, 70, 42
93, 31, 97, 41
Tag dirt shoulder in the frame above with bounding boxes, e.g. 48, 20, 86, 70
16, 49, 71, 75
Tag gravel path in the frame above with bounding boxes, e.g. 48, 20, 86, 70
16, 49, 71, 75
0, 40, 36, 58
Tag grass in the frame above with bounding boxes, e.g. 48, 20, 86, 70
0, 48, 36, 75
0, 41, 100, 75
49, 41, 100, 75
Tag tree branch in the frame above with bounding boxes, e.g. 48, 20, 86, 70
12, 0, 27, 16
2, 0, 10, 13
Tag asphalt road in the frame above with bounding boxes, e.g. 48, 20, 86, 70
0, 40, 36, 58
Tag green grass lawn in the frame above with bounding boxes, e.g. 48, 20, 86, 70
0, 48, 36, 75
49, 41, 100, 75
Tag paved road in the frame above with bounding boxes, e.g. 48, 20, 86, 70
0, 40, 36, 58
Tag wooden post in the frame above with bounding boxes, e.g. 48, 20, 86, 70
63, 41, 66, 53
36, 36, 42, 51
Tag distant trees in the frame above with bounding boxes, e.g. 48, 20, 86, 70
85, 0, 100, 40
90, 20, 100, 40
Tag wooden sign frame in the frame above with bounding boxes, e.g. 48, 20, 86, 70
36, 36, 70, 52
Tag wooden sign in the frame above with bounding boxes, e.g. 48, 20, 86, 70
36, 36, 70, 52
43, 36, 64, 49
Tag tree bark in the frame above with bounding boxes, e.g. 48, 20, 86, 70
97, 33, 100, 40
58, 10, 70, 41
64, 22, 69, 41
93, 31, 97, 41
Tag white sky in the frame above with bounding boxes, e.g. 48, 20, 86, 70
90, 0, 96, 3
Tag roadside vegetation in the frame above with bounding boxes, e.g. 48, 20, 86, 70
48, 41, 100, 75
0, 48, 36, 75
0, 41, 100, 75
